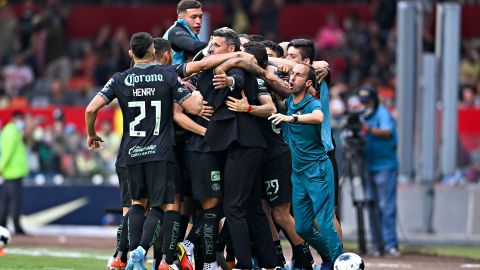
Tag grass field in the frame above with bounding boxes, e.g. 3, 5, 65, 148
0, 247, 110, 270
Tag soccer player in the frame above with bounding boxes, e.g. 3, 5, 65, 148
222, 42, 315, 270
199, 27, 278, 269
152, 37, 258, 270
85, 32, 203, 270
268, 63, 343, 270
164, 0, 207, 64
268, 39, 343, 240
107, 135, 131, 270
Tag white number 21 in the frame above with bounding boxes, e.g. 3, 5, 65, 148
128, 101, 161, 137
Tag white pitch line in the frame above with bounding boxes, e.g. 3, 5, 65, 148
462, 264, 480, 268
5, 247, 110, 260
365, 262, 413, 268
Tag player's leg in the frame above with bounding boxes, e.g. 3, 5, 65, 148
223, 144, 262, 269
109, 166, 131, 270
126, 163, 149, 270
329, 151, 343, 241
302, 160, 343, 266
261, 201, 286, 267
190, 151, 224, 270
244, 165, 279, 269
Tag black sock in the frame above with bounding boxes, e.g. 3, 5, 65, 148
140, 207, 164, 251
202, 206, 219, 263
162, 210, 181, 264
179, 214, 190, 242
128, 204, 146, 251
118, 212, 130, 254
185, 215, 202, 245
293, 242, 314, 270
153, 231, 163, 270
217, 222, 229, 253
274, 240, 287, 266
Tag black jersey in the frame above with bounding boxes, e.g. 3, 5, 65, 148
98, 62, 191, 165
256, 78, 290, 161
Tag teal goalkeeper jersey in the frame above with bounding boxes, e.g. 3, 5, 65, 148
283, 94, 329, 173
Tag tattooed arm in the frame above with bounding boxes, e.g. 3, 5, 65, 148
215, 58, 291, 99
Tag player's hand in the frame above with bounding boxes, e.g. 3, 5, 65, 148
199, 100, 214, 121
226, 91, 249, 112
277, 65, 290, 74
87, 135, 104, 150
213, 72, 233, 89
312, 60, 330, 82
268, 113, 294, 125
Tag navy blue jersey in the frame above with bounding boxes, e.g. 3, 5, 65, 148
256, 78, 290, 161
98, 62, 191, 165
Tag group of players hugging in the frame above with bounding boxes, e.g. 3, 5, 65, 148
85, 1, 343, 270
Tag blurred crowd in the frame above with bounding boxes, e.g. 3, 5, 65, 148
0, 0, 479, 184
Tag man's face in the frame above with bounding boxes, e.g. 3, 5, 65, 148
239, 37, 250, 51
286, 46, 306, 64
265, 47, 278, 58
289, 64, 310, 94
209, 36, 234, 55
179, 8, 203, 34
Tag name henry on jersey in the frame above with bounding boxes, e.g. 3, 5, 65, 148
128, 145, 156, 158
124, 73, 164, 87
133, 88, 156, 96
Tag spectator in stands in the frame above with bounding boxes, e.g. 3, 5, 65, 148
250, 0, 284, 41
43, 0, 72, 83
0, 69, 12, 108
48, 79, 78, 106
3, 53, 35, 95
19, 0, 36, 52
111, 27, 131, 72
460, 42, 480, 86
459, 85, 480, 108
0, 111, 28, 235
97, 120, 120, 175
0, 4, 18, 64
314, 13, 345, 49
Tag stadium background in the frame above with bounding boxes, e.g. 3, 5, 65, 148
0, 0, 479, 254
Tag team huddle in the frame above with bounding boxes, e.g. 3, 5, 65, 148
85, 1, 343, 270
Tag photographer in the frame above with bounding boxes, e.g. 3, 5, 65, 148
358, 87, 400, 257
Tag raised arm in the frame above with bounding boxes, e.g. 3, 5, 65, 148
225, 91, 276, 118
185, 51, 255, 76
215, 58, 291, 99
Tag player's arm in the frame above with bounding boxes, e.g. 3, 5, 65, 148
177, 90, 203, 115
169, 29, 208, 54
225, 91, 276, 118
214, 58, 290, 99
268, 57, 297, 71
184, 52, 256, 76
269, 110, 324, 125
85, 95, 107, 150
173, 103, 207, 136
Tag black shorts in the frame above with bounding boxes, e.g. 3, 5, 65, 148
127, 161, 175, 208
175, 143, 192, 198
184, 151, 225, 200
328, 150, 339, 207
115, 166, 132, 208
261, 153, 292, 206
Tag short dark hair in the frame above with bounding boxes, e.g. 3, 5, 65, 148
243, 42, 268, 68
153, 37, 171, 58
12, 110, 25, 119
248, 34, 264, 42
298, 63, 316, 83
238, 33, 250, 41
262, 40, 284, 57
130, 32, 153, 59
288, 39, 315, 64
177, 0, 202, 14
212, 27, 240, 51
